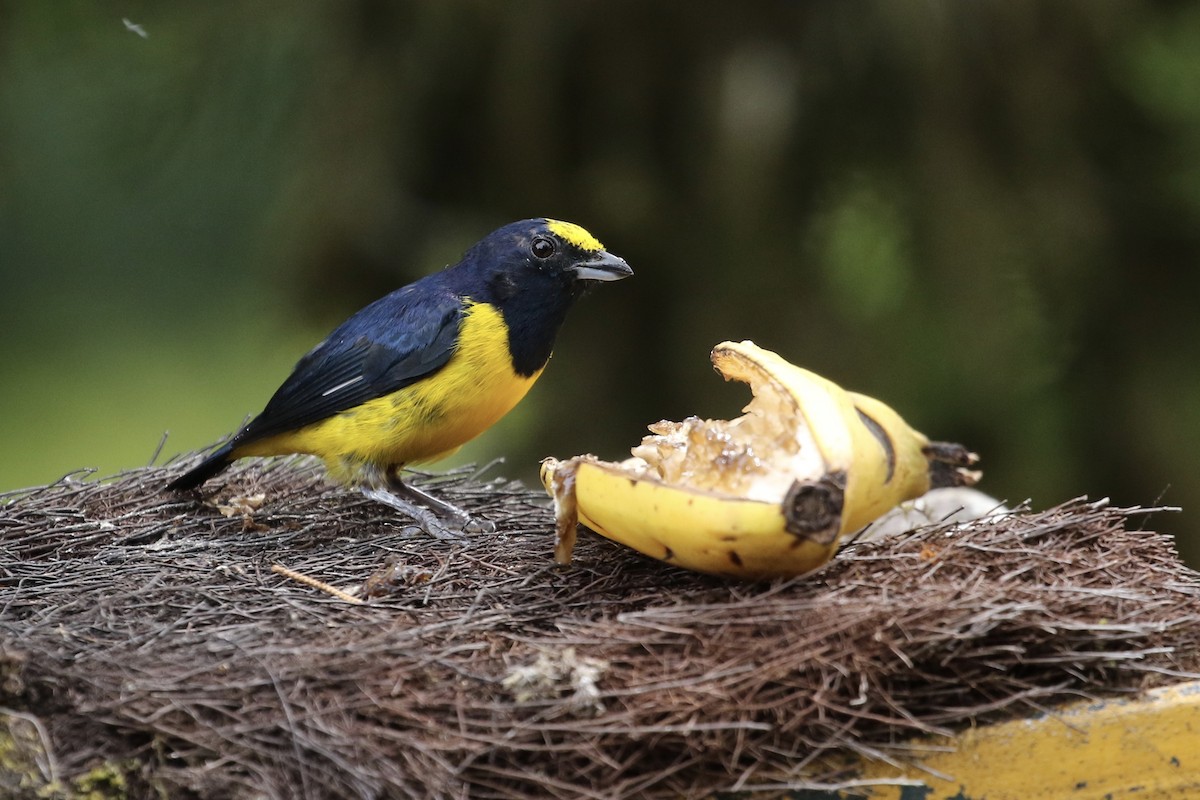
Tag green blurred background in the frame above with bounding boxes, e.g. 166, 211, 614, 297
2, 2, 1197, 563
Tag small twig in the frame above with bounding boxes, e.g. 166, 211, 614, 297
271, 563, 363, 605
469, 456, 507, 481
147, 430, 170, 467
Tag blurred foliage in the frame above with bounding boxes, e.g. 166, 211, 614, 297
2, 1, 1197, 563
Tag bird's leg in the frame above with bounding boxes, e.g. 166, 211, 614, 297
360, 465, 494, 538
360, 484, 461, 539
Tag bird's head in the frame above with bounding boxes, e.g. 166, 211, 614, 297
455, 218, 632, 376
467, 218, 633, 305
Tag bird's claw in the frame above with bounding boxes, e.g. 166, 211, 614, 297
360, 486, 491, 540
462, 515, 496, 535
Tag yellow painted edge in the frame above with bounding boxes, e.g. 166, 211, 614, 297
801, 679, 1200, 799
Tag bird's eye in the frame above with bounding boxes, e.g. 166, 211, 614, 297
531, 237, 556, 259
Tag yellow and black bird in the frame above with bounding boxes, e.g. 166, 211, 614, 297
168, 218, 632, 534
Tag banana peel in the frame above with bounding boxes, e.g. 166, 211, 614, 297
541, 340, 980, 580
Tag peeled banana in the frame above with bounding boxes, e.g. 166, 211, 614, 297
541, 340, 979, 580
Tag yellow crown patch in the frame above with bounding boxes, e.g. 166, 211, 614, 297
546, 219, 604, 252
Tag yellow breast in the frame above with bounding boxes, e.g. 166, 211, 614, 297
238, 302, 542, 483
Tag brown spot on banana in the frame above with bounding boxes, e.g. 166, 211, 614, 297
783, 471, 846, 545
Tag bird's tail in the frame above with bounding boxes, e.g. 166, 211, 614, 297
166, 442, 237, 491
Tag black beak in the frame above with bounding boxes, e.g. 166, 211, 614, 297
570, 250, 634, 282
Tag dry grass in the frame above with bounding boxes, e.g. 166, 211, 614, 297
2, 457, 1197, 799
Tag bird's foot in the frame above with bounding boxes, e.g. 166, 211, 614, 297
360, 485, 495, 540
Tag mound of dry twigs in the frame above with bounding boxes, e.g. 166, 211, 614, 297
2, 457, 1198, 799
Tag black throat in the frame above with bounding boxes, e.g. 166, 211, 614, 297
487, 269, 578, 377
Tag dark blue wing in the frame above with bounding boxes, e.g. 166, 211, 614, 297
231, 286, 464, 446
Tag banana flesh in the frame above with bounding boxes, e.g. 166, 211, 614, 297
541, 340, 980, 581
